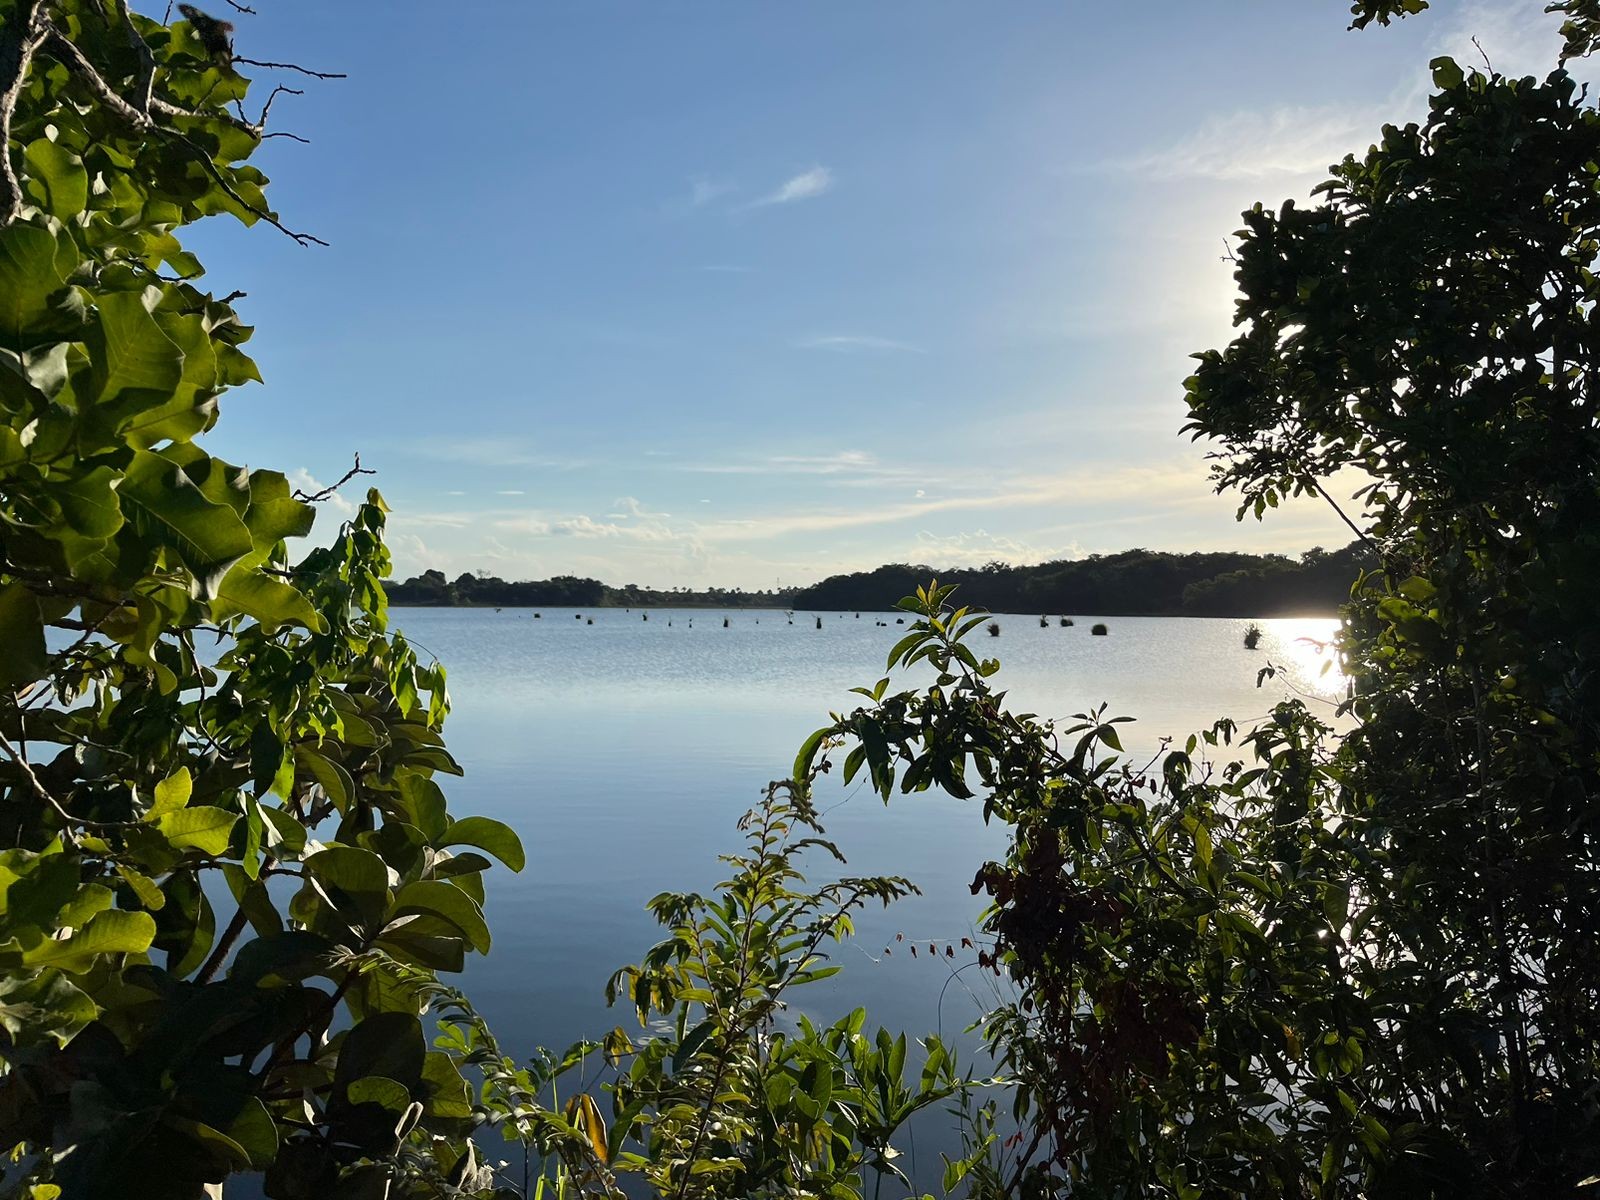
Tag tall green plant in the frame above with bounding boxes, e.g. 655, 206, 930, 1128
512, 779, 972, 1200
0, 5, 521, 1196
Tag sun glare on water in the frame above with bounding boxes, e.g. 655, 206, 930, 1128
1263, 617, 1348, 703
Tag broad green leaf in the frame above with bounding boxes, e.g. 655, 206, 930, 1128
346, 1075, 412, 1113
440, 816, 524, 872
0, 583, 46, 687
88, 289, 183, 406
150, 767, 193, 817
23, 909, 156, 973
0, 222, 83, 351
0, 969, 97, 1046
212, 565, 327, 633
388, 880, 490, 955
292, 747, 353, 811
154, 806, 238, 855
335, 1011, 425, 1092
23, 138, 89, 220
119, 448, 254, 597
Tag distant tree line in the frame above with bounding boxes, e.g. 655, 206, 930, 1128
388, 543, 1373, 616
386, 570, 796, 609
792, 542, 1373, 616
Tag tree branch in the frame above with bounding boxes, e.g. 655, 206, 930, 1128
0, 0, 46, 227
38, 22, 331, 246
294, 453, 375, 502
232, 56, 345, 81
0, 728, 138, 836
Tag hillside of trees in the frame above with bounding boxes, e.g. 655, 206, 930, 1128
791, 542, 1372, 615
385, 570, 794, 609
387, 543, 1372, 615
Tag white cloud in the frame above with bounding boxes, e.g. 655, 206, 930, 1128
607, 496, 670, 519
682, 450, 911, 482
911, 529, 1078, 568
1113, 105, 1373, 181
498, 489, 526, 496
795, 334, 923, 353
688, 176, 735, 208
752, 166, 834, 207
699, 460, 1215, 542
1111, 0, 1579, 185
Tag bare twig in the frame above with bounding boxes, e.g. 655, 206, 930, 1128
232, 56, 346, 80
222, 0, 257, 13
1471, 35, 1493, 73
1312, 478, 1378, 549
294, 454, 376, 503
257, 81, 301, 127
0, 0, 47, 227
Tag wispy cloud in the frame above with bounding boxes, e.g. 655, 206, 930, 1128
498, 489, 526, 496
699, 461, 1215, 542
912, 528, 1079, 568
795, 334, 923, 354
1110, 105, 1372, 181
416, 439, 581, 470
1108, 0, 1577, 184
681, 450, 911, 481
751, 166, 834, 207
688, 176, 735, 208
607, 496, 670, 519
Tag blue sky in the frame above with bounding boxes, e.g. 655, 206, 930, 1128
183, 0, 1570, 588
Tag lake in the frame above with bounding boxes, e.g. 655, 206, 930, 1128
390, 605, 1347, 1186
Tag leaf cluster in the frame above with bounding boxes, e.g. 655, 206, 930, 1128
0, 5, 524, 1196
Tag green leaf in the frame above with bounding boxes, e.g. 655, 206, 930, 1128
119, 449, 255, 597
387, 880, 491, 955
0, 969, 97, 1046
305, 845, 391, 898
0, 583, 47, 688
440, 816, 524, 872
347, 1075, 412, 1114
0, 222, 82, 351
1430, 55, 1464, 90
23, 909, 156, 973
88, 289, 184, 407
150, 767, 193, 817
212, 565, 327, 633
794, 727, 829, 782
336, 1012, 425, 1093
22, 138, 89, 221
153, 806, 238, 855
294, 747, 353, 812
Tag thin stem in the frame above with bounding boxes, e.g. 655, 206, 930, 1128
194, 853, 277, 984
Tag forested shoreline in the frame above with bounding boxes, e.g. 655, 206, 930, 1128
387, 541, 1372, 616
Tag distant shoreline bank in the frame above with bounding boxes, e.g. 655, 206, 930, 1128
385, 602, 1346, 619
386, 541, 1371, 619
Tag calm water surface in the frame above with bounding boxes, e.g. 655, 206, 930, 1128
397, 608, 1346, 1090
